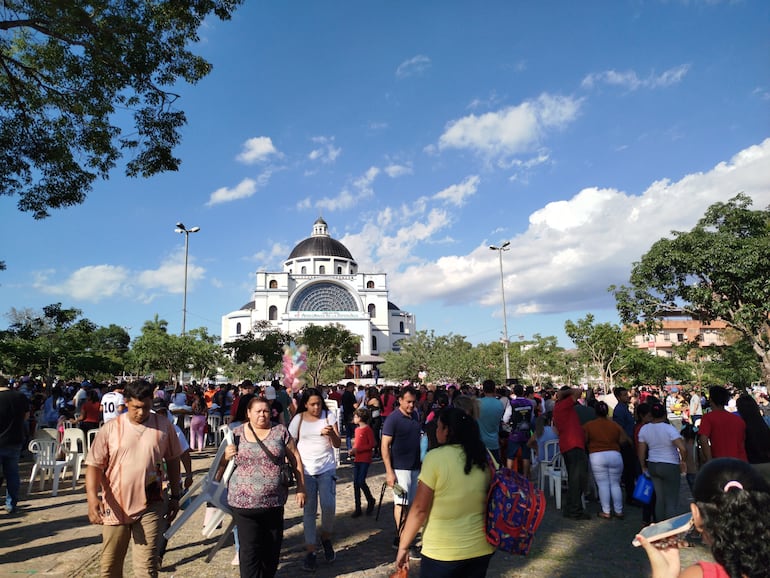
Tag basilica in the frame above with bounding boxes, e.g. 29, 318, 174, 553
220, 218, 416, 359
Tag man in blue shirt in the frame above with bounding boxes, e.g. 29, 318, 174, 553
478, 379, 504, 464
613, 387, 640, 505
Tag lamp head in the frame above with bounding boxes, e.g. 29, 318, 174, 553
189, 226, 200, 233
176, 221, 185, 229
174, 228, 184, 234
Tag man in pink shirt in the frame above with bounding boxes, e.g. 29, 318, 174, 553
86, 379, 182, 577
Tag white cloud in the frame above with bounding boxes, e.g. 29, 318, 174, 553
33, 265, 130, 302
437, 93, 582, 158
433, 175, 480, 206
312, 167, 380, 212
236, 137, 279, 164
396, 55, 431, 78
206, 172, 272, 206
384, 163, 413, 178
29, 248, 208, 304
308, 136, 341, 164
581, 64, 690, 91
389, 139, 770, 317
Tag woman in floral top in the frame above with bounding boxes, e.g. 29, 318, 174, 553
224, 396, 305, 578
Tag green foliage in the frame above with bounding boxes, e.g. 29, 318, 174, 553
295, 324, 360, 387
0, 303, 130, 378
612, 194, 770, 385
222, 321, 290, 376
0, 0, 243, 220
565, 313, 631, 387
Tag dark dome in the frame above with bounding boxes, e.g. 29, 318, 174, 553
288, 236, 354, 260
240, 301, 255, 310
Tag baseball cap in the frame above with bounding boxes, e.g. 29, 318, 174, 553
152, 398, 168, 412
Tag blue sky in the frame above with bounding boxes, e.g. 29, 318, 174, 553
1, 0, 769, 350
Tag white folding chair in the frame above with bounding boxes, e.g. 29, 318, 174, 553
163, 430, 235, 542
34, 427, 60, 442
28, 439, 76, 496
61, 428, 88, 481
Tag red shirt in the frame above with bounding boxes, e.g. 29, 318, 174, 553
699, 409, 747, 461
353, 424, 375, 463
81, 400, 101, 423
553, 397, 585, 453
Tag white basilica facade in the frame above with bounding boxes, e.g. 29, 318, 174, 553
220, 218, 416, 357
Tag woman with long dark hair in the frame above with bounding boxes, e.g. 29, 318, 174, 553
736, 394, 770, 483
395, 407, 495, 577
288, 388, 341, 572
637, 458, 770, 578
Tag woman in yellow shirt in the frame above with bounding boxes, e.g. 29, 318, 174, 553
395, 408, 495, 577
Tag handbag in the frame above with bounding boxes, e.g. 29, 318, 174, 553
248, 423, 296, 488
632, 473, 654, 504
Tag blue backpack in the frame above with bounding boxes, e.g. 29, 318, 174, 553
485, 464, 546, 555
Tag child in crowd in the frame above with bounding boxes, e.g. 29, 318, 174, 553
350, 407, 376, 517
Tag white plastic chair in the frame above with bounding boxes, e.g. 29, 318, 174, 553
61, 428, 88, 481
34, 427, 59, 442
207, 414, 222, 446
28, 439, 76, 496
87, 428, 99, 452
163, 430, 235, 542
537, 439, 560, 490
545, 453, 566, 509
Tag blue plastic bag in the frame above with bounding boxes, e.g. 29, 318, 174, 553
632, 473, 654, 504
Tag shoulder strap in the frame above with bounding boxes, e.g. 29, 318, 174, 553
296, 413, 304, 442
248, 423, 280, 465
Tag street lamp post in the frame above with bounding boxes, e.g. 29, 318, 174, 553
489, 241, 511, 381
175, 222, 200, 336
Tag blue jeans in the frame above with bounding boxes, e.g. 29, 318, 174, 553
303, 469, 336, 547
353, 462, 374, 511
419, 552, 494, 578
0, 445, 22, 512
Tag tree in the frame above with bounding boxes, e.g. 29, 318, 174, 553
295, 324, 360, 387
613, 194, 770, 386
0, 0, 244, 230
565, 314, 631, 391
517, 334, 564, 388
0, 304, 129, 379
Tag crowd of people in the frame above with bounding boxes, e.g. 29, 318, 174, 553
2, 373, 770, 577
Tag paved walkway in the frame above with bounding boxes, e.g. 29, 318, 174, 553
1, 450, 712, 577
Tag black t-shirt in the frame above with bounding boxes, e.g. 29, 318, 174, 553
342, 390, 357, 423
0, 389, 30, 447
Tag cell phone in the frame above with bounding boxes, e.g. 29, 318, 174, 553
632, 512, 693, 547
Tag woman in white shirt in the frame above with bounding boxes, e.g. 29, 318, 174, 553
637, 402, 687, 521
288, 388, 341, 572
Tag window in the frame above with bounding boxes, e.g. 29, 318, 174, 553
368, 303, 376, 318
366, 280, 375, 289
269, 306, 278, 320
677, 333, 685, 342
236, 322, 242, 335
290, 282, 359, 312
337, 266, 342, 274
269, 280, 278, 289
371, 336, 377, 351
301, 266, 307, 274
319, 265, 325, 274
399, 321, 404, 333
